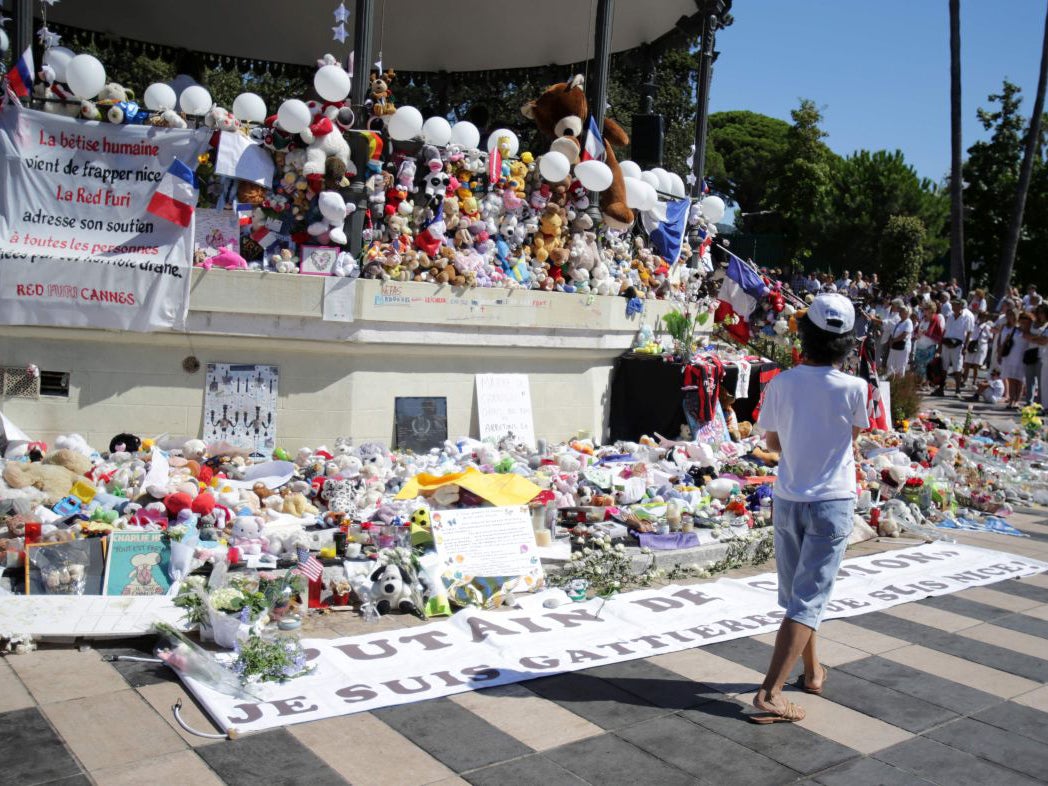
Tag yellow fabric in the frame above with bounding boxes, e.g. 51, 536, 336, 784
396, 467, 541, 507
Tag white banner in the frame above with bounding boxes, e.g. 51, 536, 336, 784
179, 543, 1048, 735
0, 104, 211, 331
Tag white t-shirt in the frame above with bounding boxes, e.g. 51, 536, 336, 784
944, 309, 976, 341
757, 365, 870, 503
890, 318, 913, 353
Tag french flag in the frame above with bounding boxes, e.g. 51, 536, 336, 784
147, 159, 199, 227
701, 179, 711, 195
581, 115, 605, 162
8, 48, 34, 98
715, 252, 769, 343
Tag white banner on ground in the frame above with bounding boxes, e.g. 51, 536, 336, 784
0, 104, 211, 331
180, 543, 1048, 735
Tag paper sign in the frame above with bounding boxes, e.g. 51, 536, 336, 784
194, 208, 240, 258
475, 374, 536, 448
215, 130, 275, 186
431, 506, 543, 591
323, 277, 356, 322
102, 531, 172, 596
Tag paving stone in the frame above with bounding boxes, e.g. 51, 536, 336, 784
545, 732, 697, 786
914, 594, 1012, 622
579, 658, 719, 711
0, 707, 84, 786
878, 644, 1040, 699
875, 735, 1042, 786
616, 713, 797, 784
811, 756, 934, 786
0, 658, 35, 713
681, 697, 859, 774
195, 727, 346, 786
462, 754, 589, 786
835, 656, 1001, 714
988, 578, 1048, 604
987, 611, 1048, 640
9, 647, 129, 705
973, 701, 1048, 745
91, 749, 224, 786
374, 698, 532, 773
847, 613, 1048, 682
523, 672, 668, 730
925, 717, 1048, 781
702, 636, 787, 677
815, 667, 957, 733
94, 637, 176, 689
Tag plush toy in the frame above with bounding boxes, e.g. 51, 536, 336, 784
369, 562, 426, 616
308, 191, 355, 245
300, 114, 351, 193
322, 477, 358, 514
44, 448, 93, 477
198, 245, 249, 271
147, 109, 188, 129
2, 461, 79, 505
109, 433, 142, 454
521, 74, 633, 230
230, 513, 267, 555
368, 68, 397, 118
281, 492, 318, 518
270, 248, 300, 273
107, 100, 149, 125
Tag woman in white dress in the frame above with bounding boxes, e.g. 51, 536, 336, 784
886, 305, 913, 377
962, 311, 993, 386
998, 309, 1028, 407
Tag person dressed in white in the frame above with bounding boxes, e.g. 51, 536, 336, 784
999, 309, 1028, 408
1022, 303, 1048, 407
885, 305, 912, 377
937, 299, 975, 396
962, 312, 993, 386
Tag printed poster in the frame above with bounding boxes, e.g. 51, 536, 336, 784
102, 531, 172, 596
203, 363, 278, 458
194, 207, 240, 260
0, 103, 211, 331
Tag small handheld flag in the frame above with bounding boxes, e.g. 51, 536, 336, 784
147, 159, 199, 227
293, 546, 324, 583
7, 47, 34, 98
581, 115, 606, 162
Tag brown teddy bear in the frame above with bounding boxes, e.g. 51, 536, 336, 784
44, 448, 93, 477
2, 462, 80, 505
521, 74, 633, 230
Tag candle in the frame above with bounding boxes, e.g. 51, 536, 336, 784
534, 529, 552, 547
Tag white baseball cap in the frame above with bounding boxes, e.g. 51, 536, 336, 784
808, 293, 855, 334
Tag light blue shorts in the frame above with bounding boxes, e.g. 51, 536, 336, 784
773, 497, 854, 630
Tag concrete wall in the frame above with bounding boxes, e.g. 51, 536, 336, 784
1, 274, 690, 451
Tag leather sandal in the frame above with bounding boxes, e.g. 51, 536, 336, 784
749, 699, 805, 724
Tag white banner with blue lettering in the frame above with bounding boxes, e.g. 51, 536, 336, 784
177, 543, 1047, 735
0, 103, 210, 331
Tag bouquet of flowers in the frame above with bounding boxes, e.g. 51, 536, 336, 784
231, 634, 314, 685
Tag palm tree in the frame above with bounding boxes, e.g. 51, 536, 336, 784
993, 2, 1048, 304
949, 0, 965, 289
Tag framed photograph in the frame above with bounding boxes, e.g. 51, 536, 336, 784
102, 531, 172, 596
299, 245, 340, 276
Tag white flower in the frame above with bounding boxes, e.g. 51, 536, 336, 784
615, 543, 625, 552
583, 547, 592, 556
210, 587, 246, 612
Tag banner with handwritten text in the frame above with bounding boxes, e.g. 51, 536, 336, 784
0, 104, 211, 331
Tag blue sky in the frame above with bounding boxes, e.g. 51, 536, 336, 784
708, 0, 1046, 185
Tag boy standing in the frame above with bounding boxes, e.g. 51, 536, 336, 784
751, 294, 869, 724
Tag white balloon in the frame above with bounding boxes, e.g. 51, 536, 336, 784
65, 54, 106, 100
486, 128, 519, 157
667, 172, 687, 199
640, 171, 660, 191
449, 121, 480, 149
169, 74, 197, 103
277, 99, 312, 133
179, 85, 213, 116
625, 178, 658, 212
42, 46, 74, 83
574, 159, 613, 192
539, 151, 570, 182
387, 105, 424, 141
143, 83, 177, 111
422, 116, 453, 146
618, 160, 642, 180
314, 64, 351, 102
700, 195, 726, 223
651, 167, 673, 194
232, 92, 267, 123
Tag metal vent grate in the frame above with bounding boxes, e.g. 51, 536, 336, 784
2, 367, 41, 399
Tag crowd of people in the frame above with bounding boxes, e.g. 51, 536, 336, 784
784, 272, 1048, 410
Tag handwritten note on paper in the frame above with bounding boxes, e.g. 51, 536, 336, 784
431, 506, 543, 591
475, 373, 536, 448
